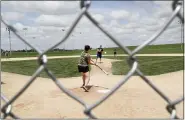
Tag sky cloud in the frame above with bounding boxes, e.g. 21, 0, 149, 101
1, 12, 24, 21
110, 10, 130, 20
129, 12, 140, 22
1, 1, 183, 51
140, 17, 158, 26
2, 1, 80, 15
124, 22, 140, 29
35, 14, 75, 27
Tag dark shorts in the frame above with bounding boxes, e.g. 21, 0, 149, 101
97, 53, 102, 58
114, 52, 117, 54
78, 65, 89, 73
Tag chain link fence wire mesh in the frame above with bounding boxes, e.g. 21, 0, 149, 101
1, 0, 184, 119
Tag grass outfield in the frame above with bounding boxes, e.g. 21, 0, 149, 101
106, 56, 184, 75
2, 43, 183, 58
1, 58, 81, 78
1, 56, 183, 78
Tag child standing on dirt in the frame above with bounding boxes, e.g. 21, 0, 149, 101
78, 45, 96, 88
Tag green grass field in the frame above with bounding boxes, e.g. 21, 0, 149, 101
107, 56, 184, 75
1, 58, 81, 78
1, 43, 183, 58
1, 56, 183, 78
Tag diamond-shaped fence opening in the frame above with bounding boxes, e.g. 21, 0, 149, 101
1, 0, 184, 119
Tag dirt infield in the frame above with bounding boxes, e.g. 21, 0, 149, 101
1, 58, 184, 118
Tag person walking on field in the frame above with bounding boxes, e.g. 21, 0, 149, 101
96, 45, 104, 64
78, 45, 96, 89
114, 48, 117, 58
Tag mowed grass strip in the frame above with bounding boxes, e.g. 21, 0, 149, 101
2, 43, 183, 58
1, 57, 184, 78
110, 56, 184, 75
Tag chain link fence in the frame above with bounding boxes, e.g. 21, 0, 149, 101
1, 0, 184, 119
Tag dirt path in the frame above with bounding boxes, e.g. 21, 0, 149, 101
1, 58, 183, 119
90, 59, 121, 76
1, 54, 183, 62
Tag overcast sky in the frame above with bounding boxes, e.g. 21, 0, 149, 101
1, 1, 183, 51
